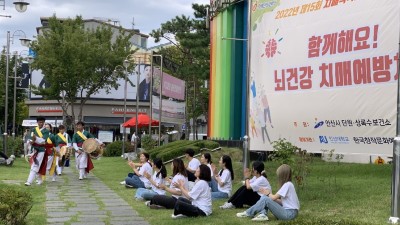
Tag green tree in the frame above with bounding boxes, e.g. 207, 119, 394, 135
0, 48, 28, 135
30, 15, 134, 122
150, 4, 210, 139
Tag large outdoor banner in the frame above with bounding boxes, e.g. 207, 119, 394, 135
151, 67, 186, 125
249, 0, 400, 156
30, 64, 151, 101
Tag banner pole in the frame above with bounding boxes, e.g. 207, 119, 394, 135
389, 35, 400, 224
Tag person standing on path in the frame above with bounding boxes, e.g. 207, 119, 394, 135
54, 124, 71, 176
25, 117, 50, 186
72, 121, 100, 180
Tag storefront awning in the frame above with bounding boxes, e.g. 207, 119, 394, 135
22, 120, 62, 127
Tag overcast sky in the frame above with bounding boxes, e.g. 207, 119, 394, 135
0, 0, 209, 54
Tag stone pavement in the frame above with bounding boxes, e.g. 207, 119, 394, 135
46, 166, 149, 225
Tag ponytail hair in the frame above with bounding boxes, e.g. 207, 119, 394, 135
222, 155, 234, 180
252, 161, 266, 178
153, 158, 167, 179
260, 170, 268, 179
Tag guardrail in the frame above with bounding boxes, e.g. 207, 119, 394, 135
164, 146, 222, 165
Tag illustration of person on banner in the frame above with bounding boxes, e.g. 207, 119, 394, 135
44, 123, 58, 182
72, 121, 104, 180
55, 124, 72, 176
25, 116, 51, 186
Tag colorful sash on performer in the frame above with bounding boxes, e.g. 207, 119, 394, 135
76, 131, 94, 173
35, 127, 43, 138
77, 131, 87, 140
57, 133, 67, 143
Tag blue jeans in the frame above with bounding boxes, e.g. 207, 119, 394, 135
125, 173, 145, 188
246, 195, 298, 220
211, 191, 229, 200
209, 178, 219, 192
135, 188, 158, 200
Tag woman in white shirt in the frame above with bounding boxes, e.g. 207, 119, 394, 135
135, 158, 167, 200
124, 152, 153, 188
236, 164, 299, 221
172, 164, 212, 218
147, 158, 189, 209
220, 161, 271, 209
211, 155, 234, 200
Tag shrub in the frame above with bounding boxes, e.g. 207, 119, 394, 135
148, 140, 194, 159
141, 135, 157, 151
104, 141, 133, 157
194, 140, 219, 150
156, 146, 201, 161
0, 186, 33, 225
0, 137, 24, 157
268, 138, 298, 165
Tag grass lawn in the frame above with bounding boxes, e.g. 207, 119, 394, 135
0, 148, 392, 225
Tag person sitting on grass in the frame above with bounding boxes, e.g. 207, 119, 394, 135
135, 158, 167, 201
124, 152, 153, 188
236, 164, 299, 222
171, 164, 212, 219
185, 148, 200, 182
147, 158, 188, 209
0, 152, 15, 166
210, 155, 234, 200
220, 161, 271, 209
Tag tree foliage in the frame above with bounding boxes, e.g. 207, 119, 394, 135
0, 48, 28, 134
150, 4, 210, 137
30, 15, 134, 122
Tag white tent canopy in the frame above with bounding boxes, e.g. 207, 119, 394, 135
22, 120, 62, 127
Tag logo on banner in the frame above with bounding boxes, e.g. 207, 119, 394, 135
319, 136, 328, 144
314, 121, 324, 129
319, 136, 350, 144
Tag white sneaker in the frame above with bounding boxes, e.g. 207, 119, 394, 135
251, 213, 269, 221
145, 201, 151, 207
79, 176, 83, 180
236, 211, 250, 218
52, 177, 56, 182
171, 214, 187, 219
37, 180, 43, 185
120, 181, 126, 185
220, 202, 235, 209
24, 182, 31, 186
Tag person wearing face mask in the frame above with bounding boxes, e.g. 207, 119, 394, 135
25, 117, 51, 186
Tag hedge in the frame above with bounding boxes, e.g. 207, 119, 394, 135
0, 185, 33, 225
103, 141, 134, 157
156, 146, 201, 161
148, 140, 196, 159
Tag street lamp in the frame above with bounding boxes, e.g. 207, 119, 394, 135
10, 50, 32, 139
3, 30, 30, 154
152, 54, 163, 146
13, 0, 29, 12
114, 64, 128, 157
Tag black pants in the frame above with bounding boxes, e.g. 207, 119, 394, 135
174, 197, 206, 217
228, 185, 261, 208
186, 170, 196, 182
151, 195, 177, 209
0, 152, 8, 159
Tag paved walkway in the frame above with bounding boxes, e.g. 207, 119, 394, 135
46, 166, 149, 225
